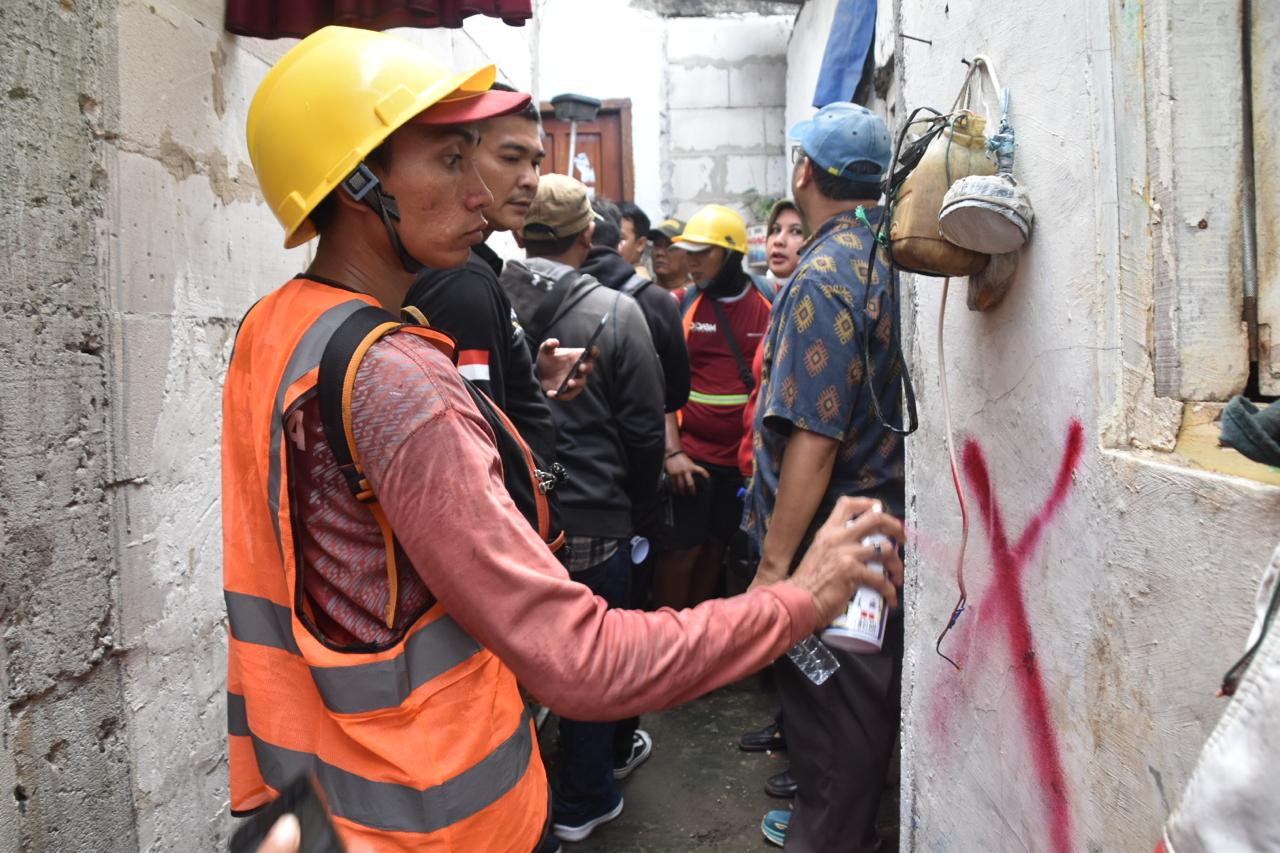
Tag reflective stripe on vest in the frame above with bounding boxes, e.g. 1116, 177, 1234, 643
227, 692, 535, 836
224, 590, 482, 714
687, 389, 750, 406
222, 277, 546, 850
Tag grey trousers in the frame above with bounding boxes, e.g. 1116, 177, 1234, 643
776, 612, 903, 853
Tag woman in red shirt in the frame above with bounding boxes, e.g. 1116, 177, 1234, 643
738, 201, 809, 477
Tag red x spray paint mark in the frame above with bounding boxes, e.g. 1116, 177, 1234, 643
960, 419, 1085, 853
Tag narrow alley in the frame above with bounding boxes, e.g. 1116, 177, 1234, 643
2, 0, 1279, 851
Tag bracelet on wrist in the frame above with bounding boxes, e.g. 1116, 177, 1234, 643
665, 450, 686, 460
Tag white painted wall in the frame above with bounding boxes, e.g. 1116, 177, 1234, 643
785, 0, 840, 134
793, 0, 1280, 851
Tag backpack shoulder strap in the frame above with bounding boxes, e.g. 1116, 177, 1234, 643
704, 297, 756, 394
315, 305, 453, 630
621, 272, 652, 298
521, 267, 581, 343
401, 304, 430, 326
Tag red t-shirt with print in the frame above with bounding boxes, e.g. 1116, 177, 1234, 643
679, 284, 773, 467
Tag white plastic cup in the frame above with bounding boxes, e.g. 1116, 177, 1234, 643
629, 535, 650, 565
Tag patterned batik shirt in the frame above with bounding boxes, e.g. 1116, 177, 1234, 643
744, 207, 906, 556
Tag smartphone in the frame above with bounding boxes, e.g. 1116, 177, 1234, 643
554, 312, 610, 396
228, 775, 345, 853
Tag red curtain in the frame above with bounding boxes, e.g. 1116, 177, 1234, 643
226, 0, 532, 39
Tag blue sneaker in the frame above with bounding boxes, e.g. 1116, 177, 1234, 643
761, 809, 790, 847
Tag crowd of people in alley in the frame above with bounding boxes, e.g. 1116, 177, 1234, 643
227, 25, 907, 853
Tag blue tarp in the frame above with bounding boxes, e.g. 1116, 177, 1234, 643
812, 0, 877, 108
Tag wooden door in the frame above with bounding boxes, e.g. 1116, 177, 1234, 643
540, 98, 635, 202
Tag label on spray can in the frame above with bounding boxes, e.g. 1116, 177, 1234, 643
821, 503, 891, 654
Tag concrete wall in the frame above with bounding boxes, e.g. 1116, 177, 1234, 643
848, 0, 1280, 851
0, 2, 137, 849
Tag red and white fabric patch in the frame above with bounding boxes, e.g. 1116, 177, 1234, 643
457, 349, 491, 383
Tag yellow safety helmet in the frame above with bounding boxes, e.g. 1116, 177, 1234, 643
674, 204, 748, 254
246, 26, 525, 248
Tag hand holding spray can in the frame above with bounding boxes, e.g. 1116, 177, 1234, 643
821, 501, 892, 654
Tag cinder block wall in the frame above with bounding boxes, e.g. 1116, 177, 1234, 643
664, 14, 791, 222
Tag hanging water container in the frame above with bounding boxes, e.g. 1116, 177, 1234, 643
939, 88, 1034, 254
888, 110, 995, 277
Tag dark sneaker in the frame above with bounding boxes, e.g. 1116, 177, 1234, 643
765, 768, 797, 798
761, 809, 790, 847
612, 729, 653, 780
738, 720, 786, 752
553, 792, 624, 843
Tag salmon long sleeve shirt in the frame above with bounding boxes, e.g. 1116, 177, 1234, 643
288, 330, 818, 721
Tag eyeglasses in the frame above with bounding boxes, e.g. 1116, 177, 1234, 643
790, 146, 808, 165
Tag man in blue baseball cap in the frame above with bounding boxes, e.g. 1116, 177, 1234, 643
745, 101, 905, 851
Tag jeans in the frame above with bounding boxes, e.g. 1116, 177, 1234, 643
612, 540, 653, 764
553, 546, 632, 822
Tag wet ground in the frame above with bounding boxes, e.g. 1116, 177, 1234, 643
537, 673, 900, 852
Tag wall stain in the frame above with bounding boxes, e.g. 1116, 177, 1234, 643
156, 131, 197, 182
210, 40, 227, 120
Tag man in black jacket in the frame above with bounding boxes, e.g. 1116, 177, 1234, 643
582, 198, 690, 414
404, 84, 587, 464
501, 174, 665, 843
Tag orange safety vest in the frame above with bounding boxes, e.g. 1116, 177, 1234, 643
222, 277, 547, 851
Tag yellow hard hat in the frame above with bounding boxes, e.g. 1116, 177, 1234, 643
247, 26, 523, 248
674, 204, 748, 254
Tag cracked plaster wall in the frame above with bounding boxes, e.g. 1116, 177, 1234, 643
793, 0, 1280, 850
109, 5, 303, 849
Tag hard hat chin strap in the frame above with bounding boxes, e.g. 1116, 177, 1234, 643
341, 163, 425, 275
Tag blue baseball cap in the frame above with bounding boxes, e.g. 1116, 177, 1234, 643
789, 102, 891, 183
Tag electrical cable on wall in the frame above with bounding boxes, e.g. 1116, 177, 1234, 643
934, 276, 968, 669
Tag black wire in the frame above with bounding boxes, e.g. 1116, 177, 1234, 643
855, 106, 948, 438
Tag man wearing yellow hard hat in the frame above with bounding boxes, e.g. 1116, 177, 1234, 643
652, 205, 776, 611
226, 26, 905, 851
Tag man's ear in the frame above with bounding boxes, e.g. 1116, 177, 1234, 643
580, 221, 597, 250
793, 157, 814, 191
637, 235, 650, 254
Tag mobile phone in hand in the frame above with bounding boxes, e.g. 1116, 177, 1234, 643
228, 775, 344, 853
554, 312, 609, 396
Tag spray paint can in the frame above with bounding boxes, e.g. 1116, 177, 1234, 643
822, 503, 891, 654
